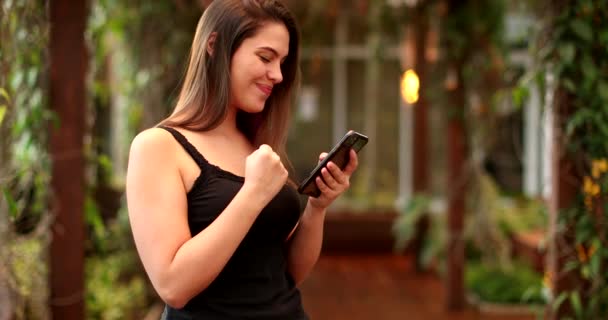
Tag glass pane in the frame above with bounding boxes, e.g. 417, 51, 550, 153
288, 58, 334, 182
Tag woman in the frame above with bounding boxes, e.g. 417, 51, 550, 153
126, 1, 358, 319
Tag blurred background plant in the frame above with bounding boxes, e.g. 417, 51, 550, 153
522, 0, 608, 317
392, 0, 549, 309
81, 0, 203, 318
0, 1, 52, 319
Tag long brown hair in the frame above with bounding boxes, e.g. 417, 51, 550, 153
161, 0, 300, 166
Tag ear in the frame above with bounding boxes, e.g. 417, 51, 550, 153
206, 32, 217, 56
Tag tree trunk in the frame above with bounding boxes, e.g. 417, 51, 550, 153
49, 1, 88, 319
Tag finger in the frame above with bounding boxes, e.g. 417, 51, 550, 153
343, 149, 359, 176
318, 152, 328, 163
321, 167, 339, 189
315, 176, 330, 194
326, 161, 347, 184
260, 144, 272, 152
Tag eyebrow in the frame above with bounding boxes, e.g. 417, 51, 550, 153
257, 46, 288, 62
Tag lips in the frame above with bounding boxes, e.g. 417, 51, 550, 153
257, 84, 273, 96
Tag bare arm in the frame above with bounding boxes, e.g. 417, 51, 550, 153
287, 150, 359, 284
286, 201, 326, 284
126, 129, 287, 308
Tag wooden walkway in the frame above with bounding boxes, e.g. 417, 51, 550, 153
299, 255, 538, 320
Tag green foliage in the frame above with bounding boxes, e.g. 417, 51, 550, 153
0, 0, 51, 319
81, 1, 203, 318
85, 204, 151, 320
0, 88, 9, 124
393, 193, 446, 270
0, 0, 51, 229
394, 183, 547, 272
4, 237, 49, 319
86, 252, 148, 320
466, 260, 545, 305
522, 1, 608, 317
392, 194, 432, 252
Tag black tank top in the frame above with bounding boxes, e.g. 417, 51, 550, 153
159, 126, 309, 320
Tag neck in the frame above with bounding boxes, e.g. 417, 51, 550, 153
213, 105, 240, 137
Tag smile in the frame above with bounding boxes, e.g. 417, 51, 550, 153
256, 84, 273, 96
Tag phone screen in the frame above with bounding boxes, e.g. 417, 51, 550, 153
297, 131, 368, 197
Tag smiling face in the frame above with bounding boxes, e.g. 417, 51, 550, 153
229, 21, 290, 114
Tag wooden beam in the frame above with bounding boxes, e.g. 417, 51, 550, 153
49, 1, 87, 319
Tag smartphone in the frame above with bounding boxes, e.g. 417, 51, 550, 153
297, 130, 368, 198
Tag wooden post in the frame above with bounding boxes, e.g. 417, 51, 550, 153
49, 1, 88, 319
546, 89, 578, 319
410, 5, 431, 271
412, 6, 429, 196
363, 0, 381, 195
443, 0, 467, 310
445, 65, 466, 310
332, 8, 348, 145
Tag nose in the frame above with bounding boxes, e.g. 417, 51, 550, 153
268, 62, 283, 84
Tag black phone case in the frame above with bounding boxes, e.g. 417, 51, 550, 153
297, 131, 368, 197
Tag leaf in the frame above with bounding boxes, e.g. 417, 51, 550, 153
581, 54, 597, 81
570, 19, 593, 42
85, 196, 107, 246
570, 291, 583, 319
590, 249, 600, 277
98, 154, 114, 178
600, 30, 608, 46
564, 260, 580, 273
0, 88, 10, 103
581, 265, 590, 280
553, 292, 569, 311
0, 105, 6, 125
562, 78, 576, 93
27, 68, 38, 86
10, 71, 24, 91
511, 86, 529, 108
2, 188, 19, 219
393, 194, 432, 252
593, 115, 608, 138
558, 43, 576, 64
598, 81, 608, 102
566, 108, 591, 136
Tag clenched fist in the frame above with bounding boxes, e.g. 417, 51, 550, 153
243, 144, 288, 206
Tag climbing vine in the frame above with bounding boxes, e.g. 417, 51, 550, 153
528, 0, 608, 317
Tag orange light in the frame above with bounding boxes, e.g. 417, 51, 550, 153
401, 69, 419, 104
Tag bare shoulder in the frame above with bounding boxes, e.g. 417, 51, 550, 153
129, 127, 177, 160
126, 127, 185, 196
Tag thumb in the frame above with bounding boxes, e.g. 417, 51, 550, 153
318, 152, 328, 163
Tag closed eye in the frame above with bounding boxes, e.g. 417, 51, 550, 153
259, 56, 271, 63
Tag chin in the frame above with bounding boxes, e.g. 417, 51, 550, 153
241, 106, 265, 114
248, 100, 267, 113
236, 95, 268, 113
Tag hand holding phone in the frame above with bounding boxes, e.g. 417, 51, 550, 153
297, 131, 368, 197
